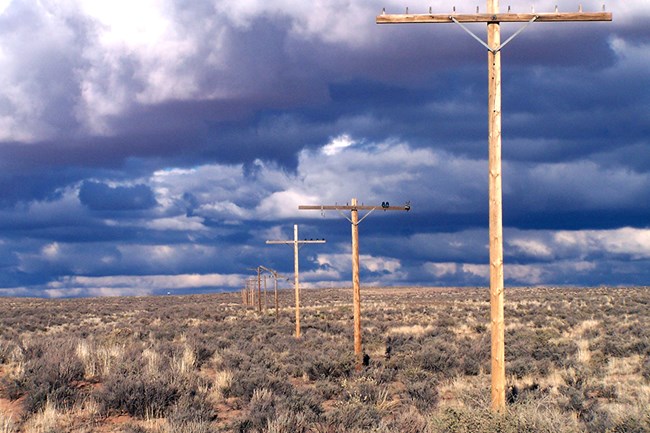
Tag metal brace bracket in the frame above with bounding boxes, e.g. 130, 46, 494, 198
451, 15, 538, 53
337, 207, 377, 226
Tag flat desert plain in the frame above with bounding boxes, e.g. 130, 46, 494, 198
1, 286, 649, 432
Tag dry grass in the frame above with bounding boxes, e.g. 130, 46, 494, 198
0, 287, 649, 432
386, 324, 435, 337
21, 400, 67, 433
0, 411, 17, 433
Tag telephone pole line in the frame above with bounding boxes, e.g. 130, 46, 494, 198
377, 2, 611, 412
259, 265, 289, 320
266, 224, 326, 338
300, 198, 410, 369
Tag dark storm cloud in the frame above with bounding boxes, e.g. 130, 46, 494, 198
0, 0, 648, 296
78, 181, 157, 211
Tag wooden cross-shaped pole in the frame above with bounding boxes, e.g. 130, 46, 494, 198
299, 198, 411, 369
246, 266, 265, 312
266, 224, 326, 338
244, 276, 256, 307
259, 265, 290, 320
377, 2, 611, 412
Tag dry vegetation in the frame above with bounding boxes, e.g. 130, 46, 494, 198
0, 286, 649, 432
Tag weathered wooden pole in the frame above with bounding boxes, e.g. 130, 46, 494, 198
377, 2, 610, 413
293, 224, 300, 337
299, 199, 410, 369
264, 274, 268, 311
487, 0, 506, 412
274, 275, 279, 320
350, 198, 363, 368
266, 226, 326, 338
249, 276, 255, 308
257, 266, 262, 312
259, 265, 285, 320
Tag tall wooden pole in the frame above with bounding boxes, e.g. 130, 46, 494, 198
257, 266, 262, 312
266, 228, 326, 338
487, 0, 506, 412
377, 4, 610, 413
293, 224, 301, 338
258, 265, 286, 320
264, 275, 268, 311
274, 276, 279, 320
350, 198, 363, 369
250, 277, 255, 308
299, 199, 410, 369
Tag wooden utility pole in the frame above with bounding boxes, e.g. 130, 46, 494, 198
300, 198, 410, 369
247, 267, 266, 312
264, 275, 268, 311
266, 225, 326, 338
244, 277, 255, 307
257, 267, 262, 312
259, 265, 287, 320
377, 3, 611, 412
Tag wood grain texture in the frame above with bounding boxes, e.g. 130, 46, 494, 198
376, 12, 612, 24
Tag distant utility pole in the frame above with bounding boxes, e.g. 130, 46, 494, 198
246, 266, 265, 312
264, 274, 268, 310
259, 265, 289, 320
243, 276, 257, 307
266, 224, 326, 338
299, 198, 410, 369
377, 2, 611, 412
257, 267, 262, 312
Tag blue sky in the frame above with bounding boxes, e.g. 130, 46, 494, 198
0, 0, 649, 297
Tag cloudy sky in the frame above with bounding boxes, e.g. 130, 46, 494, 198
0, 0, 648, 297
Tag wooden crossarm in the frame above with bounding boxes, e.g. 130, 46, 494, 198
299, 204, 410, 211
266, 239, 326, 244
377, 12, 612, 24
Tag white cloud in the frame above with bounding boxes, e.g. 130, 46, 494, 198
43, 272, 243, 297
424, 262, 458, 277
0, 0, 11, 15
256, 190, 320, 220
213, 0, 378, 47
361, 255, 401, 273
462, 263, 489, 279
316, 252, 401, 274
0, 1, 81, 141
116, 243, 219, 267
506, 264, 544, 285
0, 286, 32, 296
50, 273, 242, 290
42, 242, 61, 259
508, 238, 553, 259
555, 227, 650, 259
609, 37, 650, 74
0, 0, 645, 141
145, 215, 206, 231
197, 201, 248, 220
300, 268, 342, 281
75, 0, 211, 132
322, 134, 355, 156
